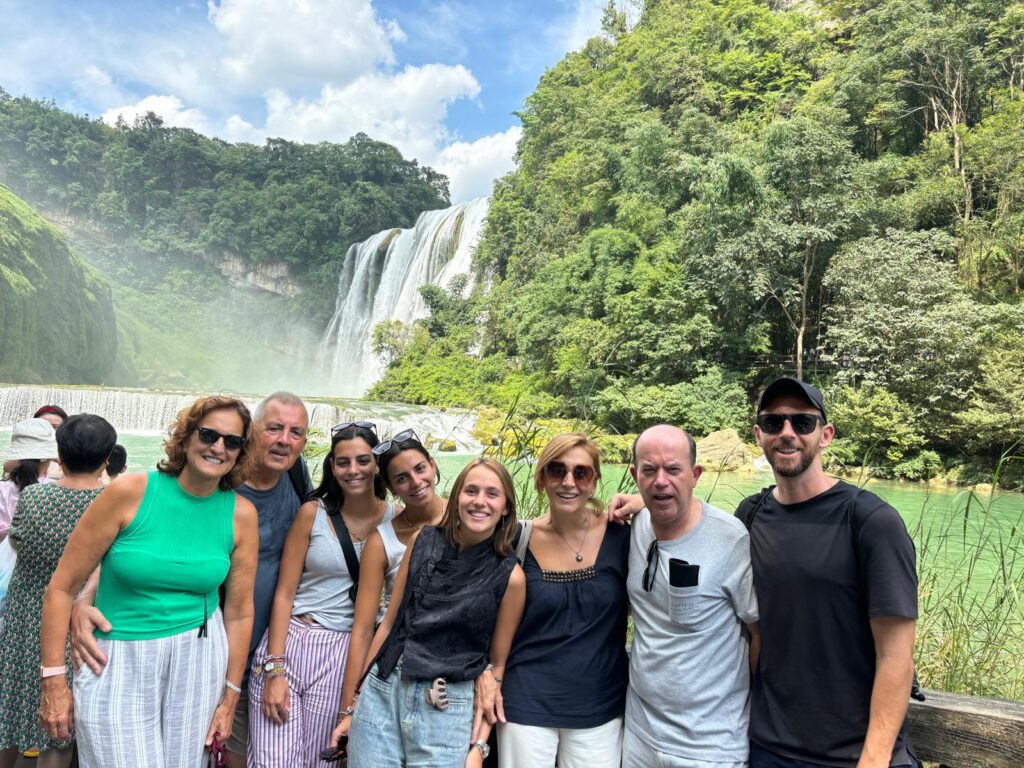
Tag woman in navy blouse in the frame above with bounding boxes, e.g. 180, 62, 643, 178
490, 433, 630, 768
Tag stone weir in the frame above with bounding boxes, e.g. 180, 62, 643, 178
0, 384, 482, 453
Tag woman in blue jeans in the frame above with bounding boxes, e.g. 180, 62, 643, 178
346, 458, 525, 768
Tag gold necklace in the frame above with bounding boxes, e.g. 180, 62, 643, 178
550, 514, 591, 563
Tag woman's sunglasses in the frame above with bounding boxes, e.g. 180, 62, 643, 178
196, 427, 245, 452
543, 461, 596, 484
371, 429, 420, 456
756, 413, 825, 435
331, 421, 376, 436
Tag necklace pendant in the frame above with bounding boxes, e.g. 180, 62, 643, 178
575, 553, 583, 563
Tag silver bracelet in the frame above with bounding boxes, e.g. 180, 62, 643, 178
225, 679, 242, 694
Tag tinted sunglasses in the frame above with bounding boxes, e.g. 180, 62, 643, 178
544, 461, 596, 484
319, 735, 348, 764
756, 413, 824, 435
331, 421, 376, 436
371, 429, 419, 456
196, 427, 245, 452
642, 539, 659, 592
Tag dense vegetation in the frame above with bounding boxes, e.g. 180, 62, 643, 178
372, 0, 1024, 483
0, 91, 448, 325
0, 184, 116, 383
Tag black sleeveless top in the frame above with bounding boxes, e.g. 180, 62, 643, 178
373, 526, 517, 682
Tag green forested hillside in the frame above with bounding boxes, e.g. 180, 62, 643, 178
372, 0, 1024, 481
0, 184, 116, 383
0, 91, 448, 324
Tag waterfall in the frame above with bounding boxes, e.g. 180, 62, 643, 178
318, 197, 490, 396
0, 384, 482, 453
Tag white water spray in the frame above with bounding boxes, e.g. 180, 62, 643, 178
318, 197, 490, 396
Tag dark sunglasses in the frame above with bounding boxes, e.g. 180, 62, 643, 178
371, 429, 419, 456
332, 421, 376, 436
756, 413, 824, 435
642, 539, 659, 592
196, 427, 245, 452
319, 735, 348, 764
544, 461, 596, 484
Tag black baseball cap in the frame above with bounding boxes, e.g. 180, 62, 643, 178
757, 377, 828, 422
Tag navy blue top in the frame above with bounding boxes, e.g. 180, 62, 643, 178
502, 521, 630, 728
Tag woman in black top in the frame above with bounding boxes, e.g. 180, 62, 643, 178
346, 458, 526, 768
491, 433, 630, 768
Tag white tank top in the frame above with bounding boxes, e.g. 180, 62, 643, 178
377, 515, 406, 609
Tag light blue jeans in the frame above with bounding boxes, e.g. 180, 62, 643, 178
348, 663, 474, 768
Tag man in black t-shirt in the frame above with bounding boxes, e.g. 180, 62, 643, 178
736, 378, 918, 768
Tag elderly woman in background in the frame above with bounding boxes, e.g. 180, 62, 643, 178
490, 432, 630, 768
39, 396, 259, 768
0, 414, 116, 768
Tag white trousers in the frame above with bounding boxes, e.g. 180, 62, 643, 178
74, 610, 228, 768
497, 716, 623, 768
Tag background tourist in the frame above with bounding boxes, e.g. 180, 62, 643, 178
103, 444, 128, 483
346, 459, 525, 768
39, 396, 259, 768
494, 433, 629, 768
1, 418, 58, 542
4, 407, 67, 480
0, 414, 115, 768
249, 421, 394, 767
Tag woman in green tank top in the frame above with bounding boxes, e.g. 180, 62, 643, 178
39, 396, 260, 768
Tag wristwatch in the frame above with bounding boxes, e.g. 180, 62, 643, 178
472, 740, 490, 759
260, 659, 286, 676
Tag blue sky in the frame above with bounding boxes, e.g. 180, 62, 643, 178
0, 0, 615, 201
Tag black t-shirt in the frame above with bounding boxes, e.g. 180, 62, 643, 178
735, 481, 917, 767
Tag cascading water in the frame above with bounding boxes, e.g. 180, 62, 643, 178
318, 197, 490, 396
0, 384, 482, 452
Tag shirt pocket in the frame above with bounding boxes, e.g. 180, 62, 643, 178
667, 584, 711, 631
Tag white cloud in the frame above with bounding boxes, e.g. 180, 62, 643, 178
559, 0, 605, 53
436, 126, 521, 203
100, 95, 213, 134
208, 0, 402, 88
261, 64, 480, 162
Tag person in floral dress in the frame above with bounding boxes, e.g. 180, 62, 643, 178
0, 414, 117, 768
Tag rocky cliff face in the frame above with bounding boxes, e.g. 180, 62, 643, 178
215, 252, 302, 297
0, 184, 117, 383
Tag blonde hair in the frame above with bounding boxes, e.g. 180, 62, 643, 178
440, 459, 518, 556
533, 432, 604, 514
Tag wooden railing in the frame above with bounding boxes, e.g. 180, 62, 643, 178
907, 690, 1024, 767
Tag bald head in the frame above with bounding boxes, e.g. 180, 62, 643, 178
632, 424, 697, 468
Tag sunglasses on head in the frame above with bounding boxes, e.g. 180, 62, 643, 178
544, 460, 596, 484
196, 427, 245, 452
642, 539, 659, 592
756, 413, 824, 435
371, 429, 420, 456
331, 421, 376, 436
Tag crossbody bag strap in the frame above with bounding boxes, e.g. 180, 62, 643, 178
514, 519, 534, 564
327, 509, 361, 602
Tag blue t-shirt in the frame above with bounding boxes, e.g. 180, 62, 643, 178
502, 521, 630, 728
235, 460, 311, 688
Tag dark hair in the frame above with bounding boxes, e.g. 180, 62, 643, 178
631, 427, 698, 467
56, 414, 118, 473
377, 436, 437, 491
440, 459, 517, 556
158, 396, 253, 491
106, 444, 128, 477
310, 425, 386, 513
9, 459, 43, 491
33, 404, 68, 422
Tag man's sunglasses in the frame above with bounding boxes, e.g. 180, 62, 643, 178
642, 539, 659, 592
544, 461, 596, 484
371, 429, 420, 456
331, 421, 376, 436
318, 734, 348, 764
196, 427, 245, 452
756, 413, 825, 435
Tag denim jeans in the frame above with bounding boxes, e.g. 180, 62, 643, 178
348, 663, 475, 768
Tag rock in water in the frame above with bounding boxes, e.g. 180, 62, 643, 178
696, 429, 749, 471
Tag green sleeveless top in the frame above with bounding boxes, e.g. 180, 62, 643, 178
95, 470, 235, 640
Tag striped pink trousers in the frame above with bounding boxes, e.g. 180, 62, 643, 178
248, 617, 351, 768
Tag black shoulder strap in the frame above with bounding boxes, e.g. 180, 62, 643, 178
287, 458, 308, 503
741, 485, 776, 532
327, 510, 361, 601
